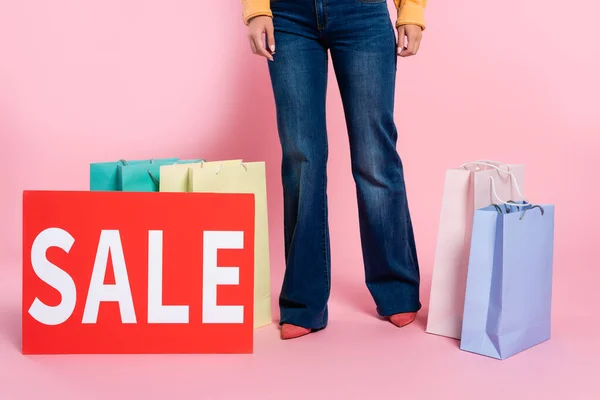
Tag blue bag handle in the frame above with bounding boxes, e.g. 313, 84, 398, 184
491, 202, 545, 220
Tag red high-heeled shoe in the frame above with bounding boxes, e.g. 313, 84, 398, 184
280, 324, 312, 340
389, 312, 417, 328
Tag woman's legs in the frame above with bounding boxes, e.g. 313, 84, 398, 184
328, 1, 422, 318
268, 2, 331, 333
267, 0, 421, 338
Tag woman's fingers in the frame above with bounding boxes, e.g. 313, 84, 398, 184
398, 25, 423, 57
249, 36, 258, 55
401, 36, 418, 57
414, 35, 422, 55
253, 33, 274, 61
247, 16, 275, 61
266, 24, 276, 54
397, 26, 406, 56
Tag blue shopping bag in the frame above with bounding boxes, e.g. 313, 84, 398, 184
90, 159, 179, 191
119, 159, 205, 192
460, 203, 555, 360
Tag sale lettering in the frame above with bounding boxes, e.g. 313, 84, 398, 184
28, 228, 244, 326
22, 191, 255, 354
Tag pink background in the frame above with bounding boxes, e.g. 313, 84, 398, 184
1, 0, 599, 398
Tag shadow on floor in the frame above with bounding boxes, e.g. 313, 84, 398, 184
332, 274, 380, 320
0, 305, 21, 351
333, 272, 433, 333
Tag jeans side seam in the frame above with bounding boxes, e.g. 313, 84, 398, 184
320, 48, 330, 328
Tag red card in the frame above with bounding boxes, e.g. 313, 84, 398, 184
22, 191, 255, 354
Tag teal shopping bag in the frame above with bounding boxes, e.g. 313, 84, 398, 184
90, 159, 179, 191
119, 159, 205, 192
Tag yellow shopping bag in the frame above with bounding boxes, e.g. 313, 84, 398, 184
159, 160, 242, 192
189, 161, 272, 329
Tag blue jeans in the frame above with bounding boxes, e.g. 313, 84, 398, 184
267, 0, 421, 330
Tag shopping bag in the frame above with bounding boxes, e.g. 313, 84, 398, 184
90, 158, 178, 191
426, 161, 526, 339
460, 203, 554, 359
189, 161, 272, 329
119, 159, 204, 192
160, 160, 243, 193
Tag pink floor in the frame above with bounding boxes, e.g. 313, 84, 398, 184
1, 257, 599, 400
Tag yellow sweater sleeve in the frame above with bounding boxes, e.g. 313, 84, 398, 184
241, 0, 272, 25
394, 0, 427, 30
241, 0, 427, 30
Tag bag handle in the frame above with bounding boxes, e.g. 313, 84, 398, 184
147, 170, 159, 189
461, 160, 527, 201
489, 176, 530, 208
215, 161, 248, 175
490, 201, 544, 219
460, 160, 511, 173
118, 158, 156, 166
519, 205, 544, 219
462, 159, 509, 169
174, 158, 206, 165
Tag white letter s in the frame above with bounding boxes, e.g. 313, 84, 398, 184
28, 228, 77, 326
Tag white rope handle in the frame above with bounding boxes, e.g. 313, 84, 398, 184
215, 161, 248, 175
466, 159, 509, 169
489, 176, 531, 208
460, 161, 510, 173
460, 160, 527, 200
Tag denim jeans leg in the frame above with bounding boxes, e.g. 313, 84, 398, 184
267, 13, 331, 330
329, 1, 422, 316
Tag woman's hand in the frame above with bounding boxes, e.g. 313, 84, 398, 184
397, 24, 423, 57
248, 16, 276, 61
